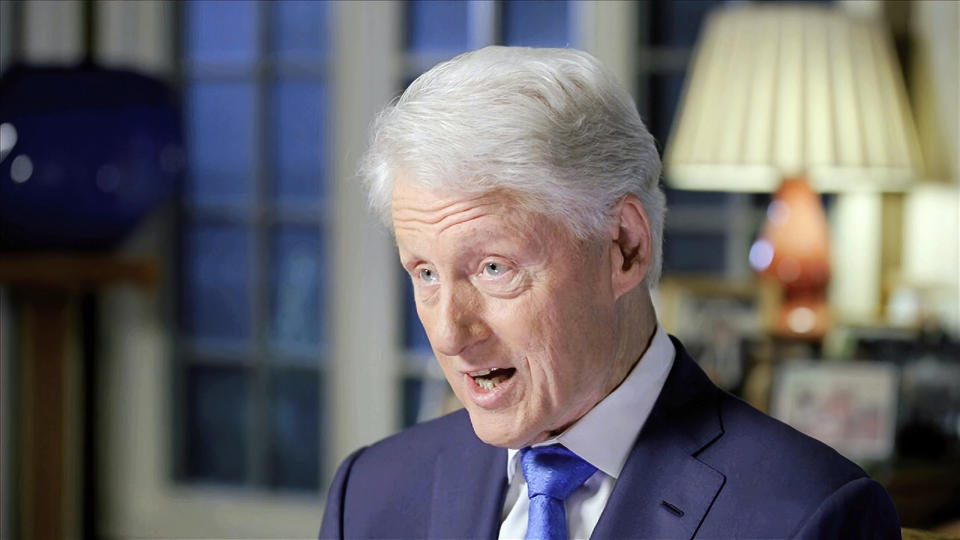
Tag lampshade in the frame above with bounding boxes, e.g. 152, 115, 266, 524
664, 5, 923, 193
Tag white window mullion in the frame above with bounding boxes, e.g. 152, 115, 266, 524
468, 0, 498, 49
328, 0, 403, 476
573, 0, 639, 98
95, 0, 174, 76
22, 0, 84, 65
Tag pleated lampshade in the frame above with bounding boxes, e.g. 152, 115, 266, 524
664, 4, 923, 193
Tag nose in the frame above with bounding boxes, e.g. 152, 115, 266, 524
427, 281, 489, 357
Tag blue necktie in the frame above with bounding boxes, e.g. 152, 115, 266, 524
520, 445, 598, 540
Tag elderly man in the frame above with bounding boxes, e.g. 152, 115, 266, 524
319, 47, 899, 540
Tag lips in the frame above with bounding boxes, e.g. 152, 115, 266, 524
461, 366, 518, 409
468, 367, 517, 390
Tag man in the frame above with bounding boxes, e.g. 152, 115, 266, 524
320, 47, 900, 539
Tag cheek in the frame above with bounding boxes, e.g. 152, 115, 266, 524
538, 291, 617, 387
487, 293, 553, 354
499, 291, 607, 381
542, 284, 614, 346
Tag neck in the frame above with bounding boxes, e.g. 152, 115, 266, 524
609, 289, 658, 394
540, 290, 658, 443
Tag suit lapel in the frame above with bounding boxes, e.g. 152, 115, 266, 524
591, 339, 726, 539
428, 417, 508, 540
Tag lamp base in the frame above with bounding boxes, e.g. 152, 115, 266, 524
773, 295, 830, 339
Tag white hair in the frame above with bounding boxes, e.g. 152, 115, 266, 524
361, 46, 666, 288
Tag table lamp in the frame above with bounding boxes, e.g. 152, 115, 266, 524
664, 4, 922, 339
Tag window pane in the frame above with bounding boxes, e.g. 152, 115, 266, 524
183, 225, 250, 342
402, 377, 424, 428
273, 81, 326, 206
185, 0, 259, 64
269, 368, 321, 490
502, 0, 569, 47
665, 188, 730, 207
648, 72, 686, 146
402, 274, 431, 353
663, 231, 727, 274
406, 0, 470, 53
402, 376, 452, 427
185, 82, 256, 209
272, 0, 330, 59
185, 365, 249, 484
270, 226, 323, 356
648, 0, 719, 47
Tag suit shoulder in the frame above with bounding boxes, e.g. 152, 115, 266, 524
710, 391, 867, 491
793, 475, 901, 538
351, 408, 475, 470
695, 392, 890, 537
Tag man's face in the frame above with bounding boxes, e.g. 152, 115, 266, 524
392, 177, 623, 448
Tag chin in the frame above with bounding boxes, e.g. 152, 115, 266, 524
467, 411, 529, 449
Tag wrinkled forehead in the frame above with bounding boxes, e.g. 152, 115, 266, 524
391, 171, 523, 219
391, 175, 574, 239
391, 177, 517, 232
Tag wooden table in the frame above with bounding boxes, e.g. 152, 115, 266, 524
0, 254, 157, 540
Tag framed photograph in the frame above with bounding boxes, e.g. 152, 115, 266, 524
771, 361, 899, 463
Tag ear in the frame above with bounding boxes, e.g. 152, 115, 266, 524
609, 194, 652, 300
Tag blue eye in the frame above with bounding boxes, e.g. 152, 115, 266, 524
418, 268, 437, 283
483, 262, 502, 277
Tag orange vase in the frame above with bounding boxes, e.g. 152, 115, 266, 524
750, 177, 831, 338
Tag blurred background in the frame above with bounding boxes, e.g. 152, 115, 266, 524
0, 0, 957, 538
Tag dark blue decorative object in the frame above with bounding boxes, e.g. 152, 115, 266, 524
0, 64, 182, 250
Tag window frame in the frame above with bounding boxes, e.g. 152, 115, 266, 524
174, 0, 331, 493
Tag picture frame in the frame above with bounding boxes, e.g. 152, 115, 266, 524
771, 361, 899, 463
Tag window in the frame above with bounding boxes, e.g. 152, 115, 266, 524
177, 0, 330, 491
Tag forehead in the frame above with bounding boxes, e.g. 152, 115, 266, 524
393, 178, 522, 232
390, 177, 577, 254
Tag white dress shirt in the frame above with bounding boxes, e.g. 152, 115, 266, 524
498, 325, 675, 540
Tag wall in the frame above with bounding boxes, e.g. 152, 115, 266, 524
900, 0, 960, 331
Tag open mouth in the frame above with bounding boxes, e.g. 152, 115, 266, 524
469, 367, 517, 391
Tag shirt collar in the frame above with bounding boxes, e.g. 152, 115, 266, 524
506, 325, 675, 482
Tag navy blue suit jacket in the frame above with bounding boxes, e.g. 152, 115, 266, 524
320, 338, 900, 539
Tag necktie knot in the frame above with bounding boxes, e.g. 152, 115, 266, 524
520, 445, 597, 540
521, 445, 597, 500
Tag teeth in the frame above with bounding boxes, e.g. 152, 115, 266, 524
475, 374, 508, 391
